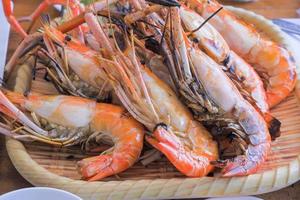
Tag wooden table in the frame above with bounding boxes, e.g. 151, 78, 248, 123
1, 0, 300, 199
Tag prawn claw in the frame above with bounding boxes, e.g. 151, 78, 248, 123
222, 156, 256, 177
146, 0, 180, 7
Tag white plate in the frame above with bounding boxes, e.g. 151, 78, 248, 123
208, 197, 263, 200
0, 187, 82, 200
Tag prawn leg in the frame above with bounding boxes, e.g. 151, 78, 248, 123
2, 0, 27, 37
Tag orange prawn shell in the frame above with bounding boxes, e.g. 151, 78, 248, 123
182, 0, 297, 108
4, 91, 145, 181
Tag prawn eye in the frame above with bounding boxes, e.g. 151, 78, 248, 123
192, 37, 199, 43
23, 90, 30, 97
154, 123, 168, 131
140, 59, 146, 65
64, 35, 72, 42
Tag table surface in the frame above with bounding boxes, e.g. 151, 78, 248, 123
1, 0, 300, 199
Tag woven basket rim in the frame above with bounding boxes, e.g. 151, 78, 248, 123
5, 6, 300, 199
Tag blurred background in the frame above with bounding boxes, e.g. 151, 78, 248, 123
221, 0, 299, 18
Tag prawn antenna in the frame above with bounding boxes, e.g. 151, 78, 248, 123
188, 6, 223, 37
159, 8, 170, 46
40, 14, 51, 26
146, 0, 180, 7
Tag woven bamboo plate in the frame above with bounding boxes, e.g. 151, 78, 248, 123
5, 6, 300, 200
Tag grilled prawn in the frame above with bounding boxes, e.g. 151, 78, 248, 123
84, 12, 218, 177
0, 90, 144, 181
179, 6, 281, 139
164, 7, 270, 176
43, 25, 113, 100
180, 0, 297, 107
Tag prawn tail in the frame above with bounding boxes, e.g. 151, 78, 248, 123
78, 154, 114, 181
264, 112, 281, 140
78, 154, 131, 181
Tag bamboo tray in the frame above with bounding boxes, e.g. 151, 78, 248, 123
5, 7, 300, 200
